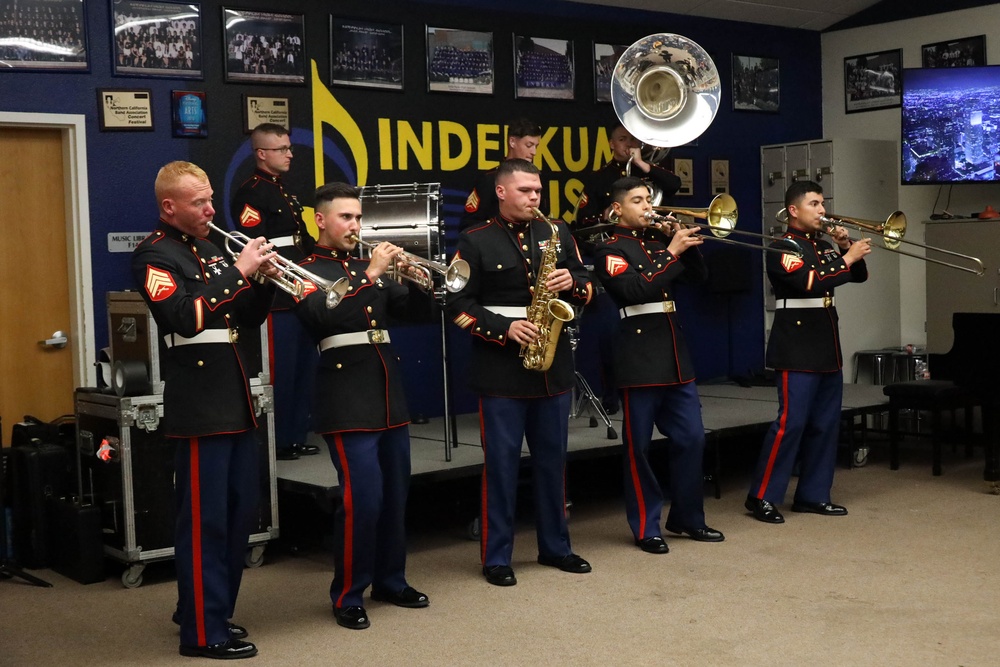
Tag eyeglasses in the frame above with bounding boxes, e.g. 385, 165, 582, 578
255, 146, 293, 154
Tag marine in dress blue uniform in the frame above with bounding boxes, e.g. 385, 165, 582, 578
593, 177, 724, 554
292, 182, 429, 630
447, 159, 594, 587
230, 123, 318, 461
745, 180, 871, 524
132, 161, 277, 660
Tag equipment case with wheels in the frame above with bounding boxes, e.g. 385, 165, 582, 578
74, 385, 278, 588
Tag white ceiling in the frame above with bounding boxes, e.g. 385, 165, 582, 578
564, 0, 884, 30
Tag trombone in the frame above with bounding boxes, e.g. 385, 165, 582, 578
349, 234, 470, 292
774, 209, 985, 276
207, 222, 349, 309
650, 194, 802, 257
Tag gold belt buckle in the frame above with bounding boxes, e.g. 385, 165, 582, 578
823, 296, 833, 308
228, 328, 240, 344
663, 301, 676, 313
367, 329, 386, 344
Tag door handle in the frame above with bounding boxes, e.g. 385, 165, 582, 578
38, 330, 68, 349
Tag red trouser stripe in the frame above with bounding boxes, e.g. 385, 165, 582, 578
756, 371, 790, 498
478, 397, 488, 564
189, 438, 206, 646
623, 390, 648, 538
332, 434, 354, 607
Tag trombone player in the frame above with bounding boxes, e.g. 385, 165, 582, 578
745, 180, 871, 524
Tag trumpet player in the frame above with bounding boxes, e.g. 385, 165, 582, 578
132, 161, 277, 660
594, 177, 724, 554
447, 159, 594, 587
292, 182, 431, 629
745, 180, 871, 524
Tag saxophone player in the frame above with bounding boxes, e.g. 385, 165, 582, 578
447, 159, 594, 587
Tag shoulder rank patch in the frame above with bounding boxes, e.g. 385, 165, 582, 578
145, 266, 177, 301
780, 254, 804, 273
239, 204, 262, 227
465, 189, 480, 213
300, 279, 318, 299
605, 255, 628, 277
453, 312, 475, 329
576, 193, 588, 210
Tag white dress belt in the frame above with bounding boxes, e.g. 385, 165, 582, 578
775, 297, 835, 309
164, 329, 237, 348
269, 235, 296, 247
485, 305, 528, 318
318, 329, 391, 351
619, 300, 676, 318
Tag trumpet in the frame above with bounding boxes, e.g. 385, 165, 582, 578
207, 222, 349, 309
349, 234, 470, 292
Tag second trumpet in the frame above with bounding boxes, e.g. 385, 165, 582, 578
349, 234, 470, 292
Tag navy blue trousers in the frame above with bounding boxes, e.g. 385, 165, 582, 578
749, 369, 843, 505
323, 427, 411, 609
621, 382, 707, 540
268, 310, 317, 450
174, 430, 259, 648
479, 392, 573, 567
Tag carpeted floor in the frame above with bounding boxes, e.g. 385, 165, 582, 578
2, 445, 998, 667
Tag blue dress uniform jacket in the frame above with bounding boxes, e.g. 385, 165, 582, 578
447, 215, 594, 397
593, 226, 706, 386
766, 226, 868, 371
577, 160, 681, 227
131, 222, 274, 437
231, 167, 315, 263
293, 246, 423, 432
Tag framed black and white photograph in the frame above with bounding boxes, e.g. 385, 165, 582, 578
111, 1, 201, 78
921, 35, 986, 68
425, 26, 493, 95
222, 7, 305, 84
97, 88, 153, 131
844, 49, 901, 114
330, 17, 403, 90
0, 0, 88, 71
732, 54, 779, 112
514, 35, 574, 100
171, 90, 206, 137
243, 95, 289, 133
593, 42, 627, 103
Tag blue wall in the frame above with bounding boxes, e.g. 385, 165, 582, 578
0, 0, 822, 415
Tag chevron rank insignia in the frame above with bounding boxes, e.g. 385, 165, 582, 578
605, 255, 628, 277
239, 204, 261, 227
145, 266, 176, 301
781, 253, 804, 273
453, 312, 475, 329
464, 190, 480, 213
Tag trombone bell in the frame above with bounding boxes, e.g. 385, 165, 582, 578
653, 193, 738, 238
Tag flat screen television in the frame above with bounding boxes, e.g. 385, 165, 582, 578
901, 65, 1000, 184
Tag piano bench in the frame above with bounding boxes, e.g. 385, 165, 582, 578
882, 380, 976, 476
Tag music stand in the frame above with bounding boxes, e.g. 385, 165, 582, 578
0, 447, 52, 587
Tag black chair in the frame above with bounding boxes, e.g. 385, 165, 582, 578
882, 380, 976, 476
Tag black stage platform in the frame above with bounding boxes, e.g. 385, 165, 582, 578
277, 383, 889, 501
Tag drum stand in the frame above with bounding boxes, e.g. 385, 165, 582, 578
567, 325, 617, 440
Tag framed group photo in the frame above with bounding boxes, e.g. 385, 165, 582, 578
425, 26, 493, 95
593, 42, 627, 103
222, 7, 305, 84
732, 54, 779, 112
514, 35, 574, 100
0, 0, 89, 71
330, 17, 403, 90
921, 35, 986, 68
111, 0, 202, 79
844, 48, 901, 113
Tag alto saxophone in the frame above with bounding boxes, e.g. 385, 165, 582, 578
520, 207, 575, 372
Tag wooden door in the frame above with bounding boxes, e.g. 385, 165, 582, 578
0, 127, 75, 443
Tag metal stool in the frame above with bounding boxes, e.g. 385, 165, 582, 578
852, 349, 896, 384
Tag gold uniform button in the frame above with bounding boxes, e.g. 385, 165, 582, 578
351, 271, 357, 275
361, 279, 367, 284
497, 264, 503, 269
371, 320, 377, 326
200, 258, 206, 263
224, 289, 230, 295
486, 331, 491, 335
367, 306, 373, 313
522, 245, 528, 251
336, 363, 342, 369
636, 329, 642, 334
197, 360, 204, 367
796, 321, 802, 326
499, 334, 504, 340
210, 297, 217, 304
237, 280, 244, 286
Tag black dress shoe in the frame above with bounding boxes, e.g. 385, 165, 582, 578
172, 613, 248, 640
792, 501, 848, 516
295, 443, 320, 456
482, 565, 517, 586
275, 448, 299, 461
371, 586, 429, 608
179, 639, 257, 659
333, 605, 370, 630
744, 496, 785, 524
537, 553, 592, 573
665, 524, 726, 542
635, 536, 669, 554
